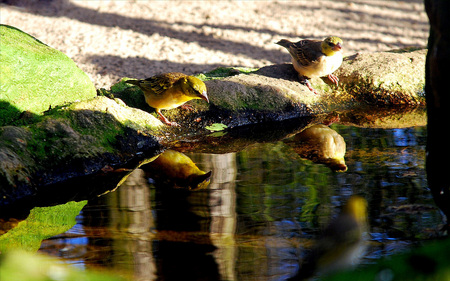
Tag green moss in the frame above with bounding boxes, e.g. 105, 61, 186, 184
23, 105, 120, 163
13, 95, 162, 173
0, 24, 96, 126
100, 80, 150, 112
25, 116, 122, 164
195, 67, 257, 81
0, 201, 87, 252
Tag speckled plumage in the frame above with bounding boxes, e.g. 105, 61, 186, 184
277, 36, 343, 94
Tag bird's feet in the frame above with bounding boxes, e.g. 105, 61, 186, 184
158, 112, 180, 127
299, 75, 319, 94
306, 81, 319, 95
180, 104, 194, 111
304, 80, 319, 95
327, 74, 339, 86
164, 120, 180, 127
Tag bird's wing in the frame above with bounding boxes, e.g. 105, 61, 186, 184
137, 73, 185, 95
289, 40, 323, 67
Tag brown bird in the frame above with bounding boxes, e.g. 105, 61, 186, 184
276, 36, 343, 94
125, 72, 209, 126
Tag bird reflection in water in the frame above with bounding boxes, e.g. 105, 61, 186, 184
141, 150, 219, 280
289, 195, 369, 280
285, 124, 347, 172
142, 149, 212, 191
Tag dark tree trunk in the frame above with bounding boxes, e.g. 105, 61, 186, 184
425, 0, 450, 227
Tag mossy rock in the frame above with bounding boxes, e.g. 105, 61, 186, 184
336, 49, 426, 105
0, 25, 96, 126
195, 49, 426, 118
188, 48, 426, 121
109, 47, 427, 131
0, 97, 164, 206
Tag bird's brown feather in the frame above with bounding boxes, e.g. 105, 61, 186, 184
127, 72, 186, 96
289, 40, 322, 67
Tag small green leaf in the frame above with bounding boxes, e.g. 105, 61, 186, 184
205, 123, 228, 131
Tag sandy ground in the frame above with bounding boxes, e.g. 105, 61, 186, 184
1, 0, 428, 89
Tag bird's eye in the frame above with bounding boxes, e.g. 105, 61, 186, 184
328, 42, 335, 46
194, 89, 202, 96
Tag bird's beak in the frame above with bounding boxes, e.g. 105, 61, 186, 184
200, 91, 209, 103
333, 42, 343, 51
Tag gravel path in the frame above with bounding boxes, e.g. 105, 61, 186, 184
2, 0, 428, 88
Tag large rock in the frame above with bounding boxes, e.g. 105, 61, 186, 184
0, 25, 96, 126
117, 49, 426, 130
0, 97, 163, 206
0, 25, 163, 205
336, 49, 426, 105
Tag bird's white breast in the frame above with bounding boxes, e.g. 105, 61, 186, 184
292, 52, 343, 78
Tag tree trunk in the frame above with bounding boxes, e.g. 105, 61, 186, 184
425, 0, 450, 226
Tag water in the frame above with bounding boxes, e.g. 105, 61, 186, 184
30, 122, 443, 280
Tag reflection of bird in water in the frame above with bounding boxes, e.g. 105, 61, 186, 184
276, 36, 343, 94
142, 149, 212, 190
289, 195, 369, 280
285, 124, 347, 172
125, 72, 209, 126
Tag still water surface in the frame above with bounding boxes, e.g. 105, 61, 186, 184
37, 124, 441, 280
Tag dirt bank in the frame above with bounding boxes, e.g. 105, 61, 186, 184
1, 0, 428, 88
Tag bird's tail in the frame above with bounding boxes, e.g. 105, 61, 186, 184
124, 79, 140, 86
276, 39, 293, 48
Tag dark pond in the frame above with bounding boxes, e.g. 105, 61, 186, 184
0, 109, 445, 280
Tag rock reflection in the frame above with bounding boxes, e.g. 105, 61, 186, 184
142, 149, 212, 191
109, 169, 156, 279
285, 124, 347, 172
82, 168, 156, 280
201, 153, 237, 281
